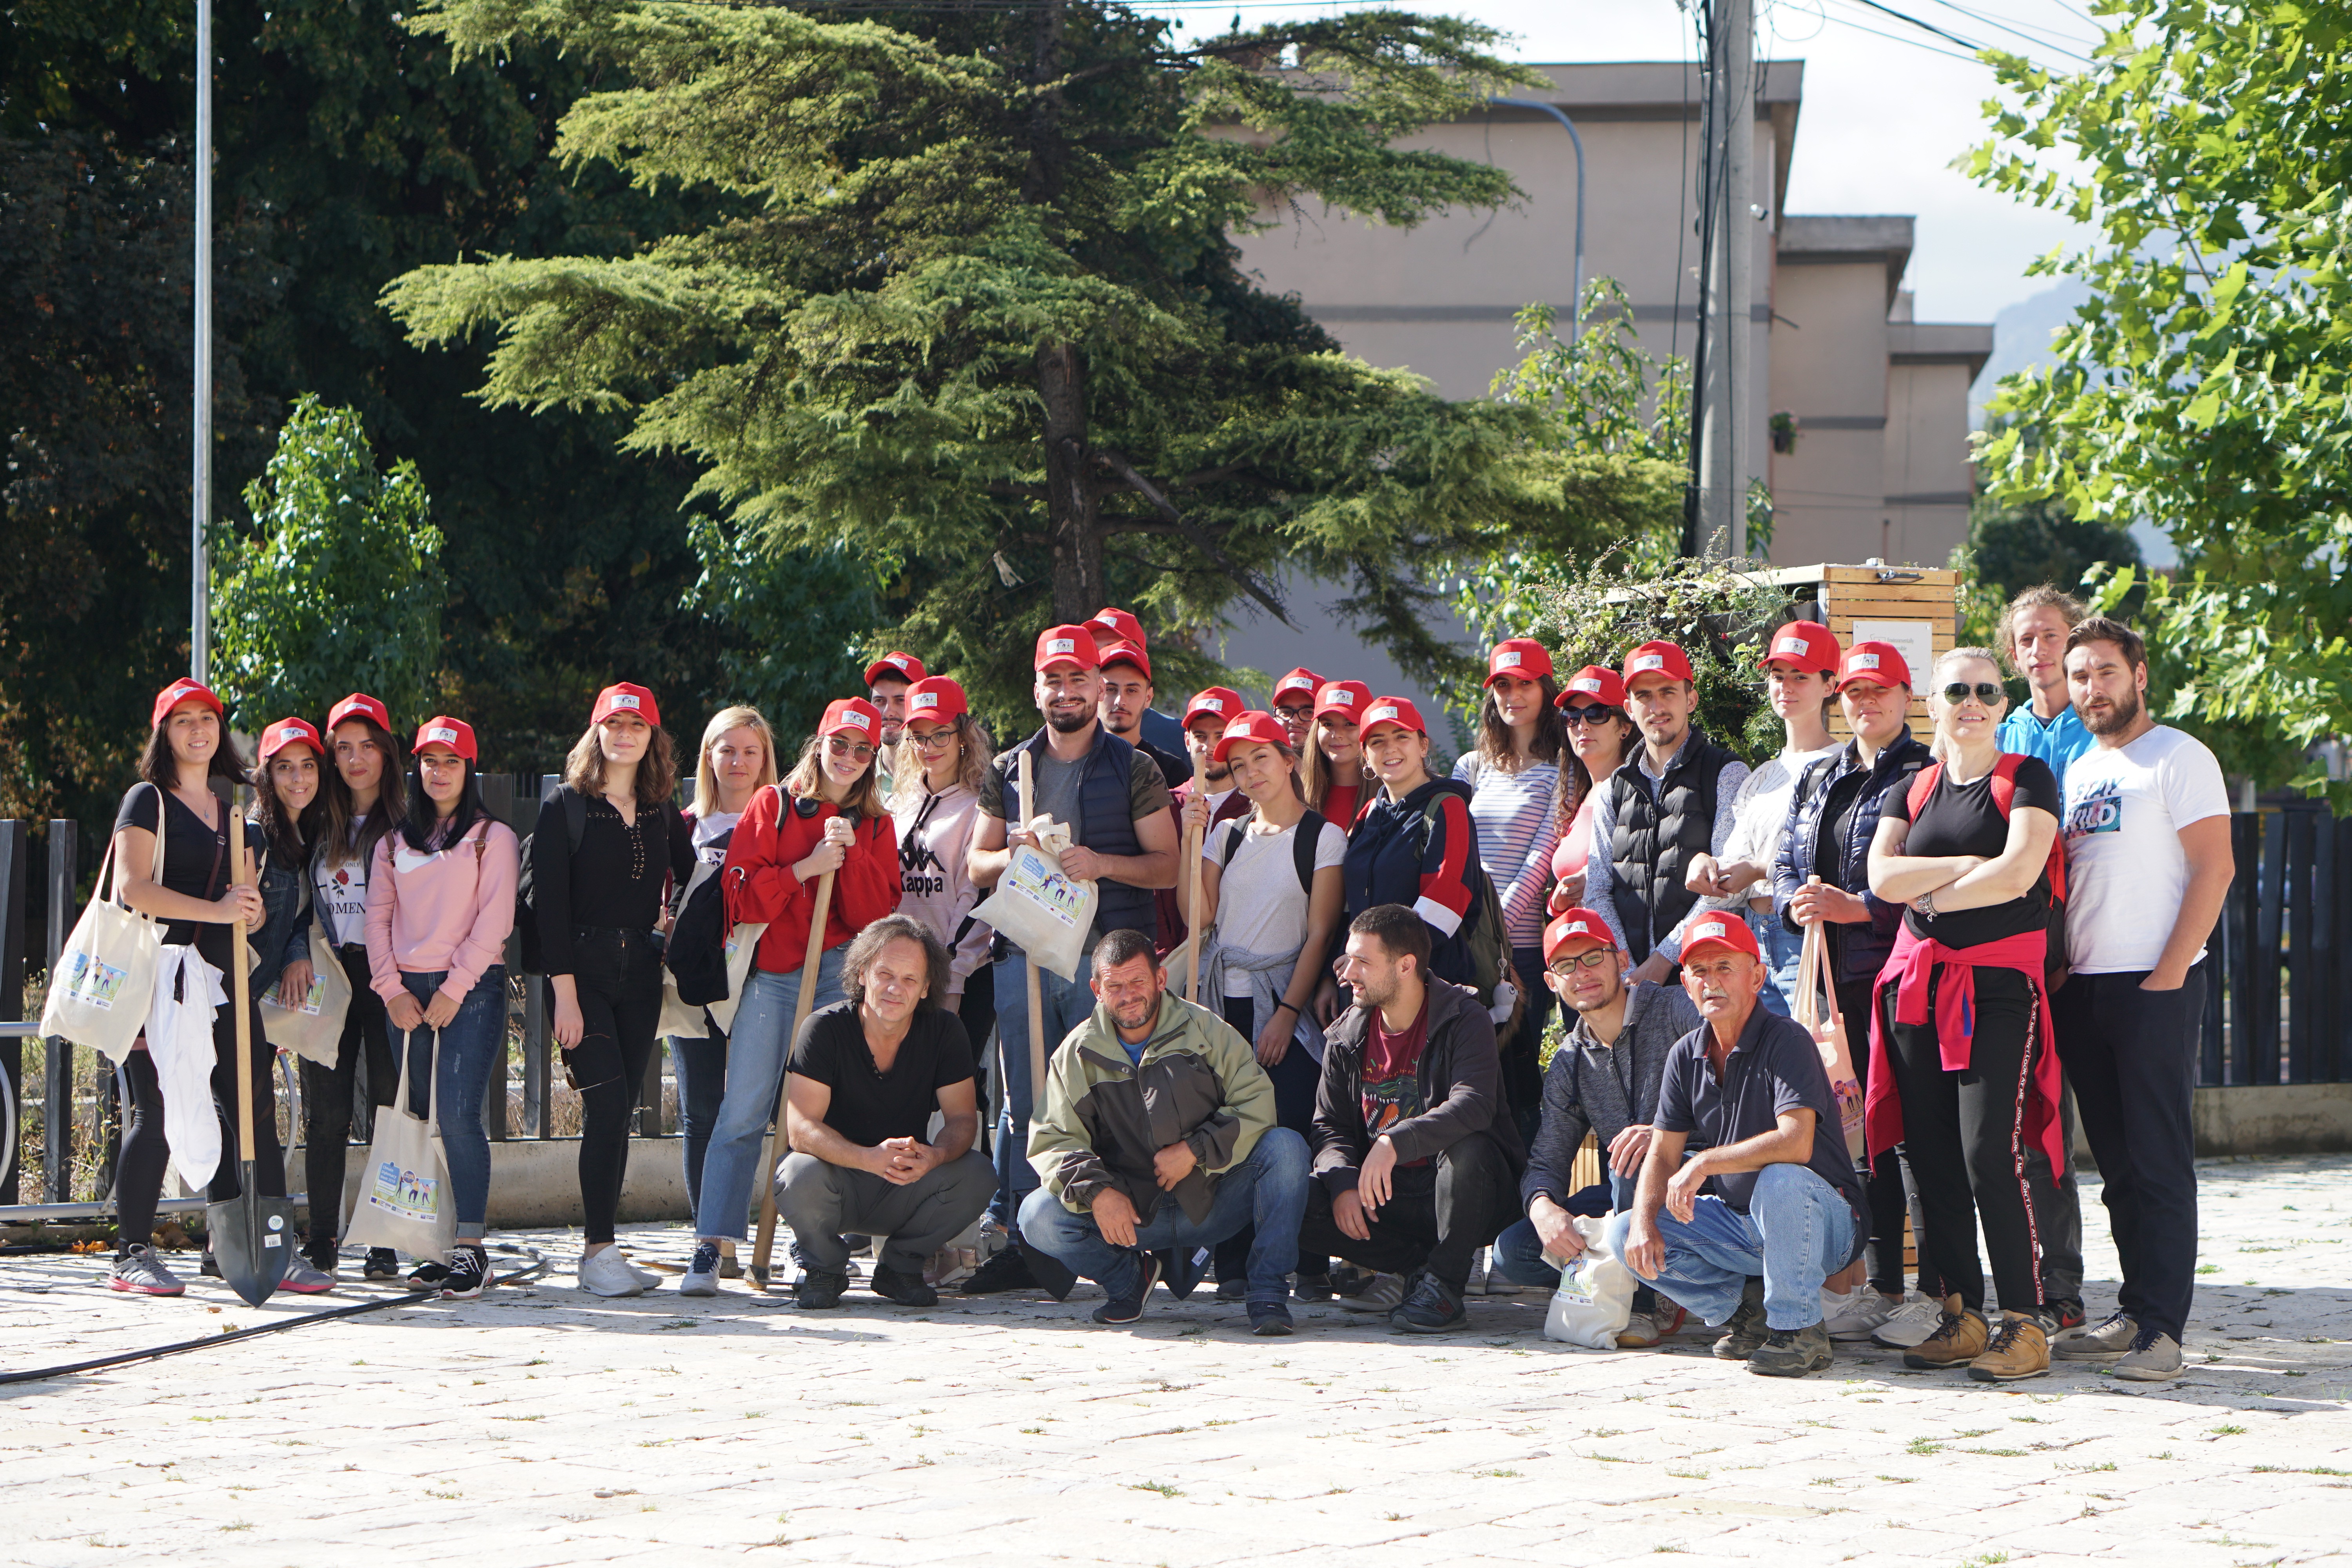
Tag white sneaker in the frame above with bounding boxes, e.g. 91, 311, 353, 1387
1870, 1297, 1946, 1349
1824, 1291, 1902, 1342
579, 1247, 646, 1297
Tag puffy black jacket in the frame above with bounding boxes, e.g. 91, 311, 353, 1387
1771, 732, 1932, 984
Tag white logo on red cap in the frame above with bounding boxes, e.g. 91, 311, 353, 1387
1628, 653, 1666, 674
1198, 697, 1225, 713
842, 710, 872, 730
910, 691, 939, 711
1569, 677, 1603, 695
1327, 689, 1357, 706
1564, 920, 1592, 936
1494, 649, 1523, 668
1045, 638, 1075, 657
425, 726, 459, 746
167, 682, 201, 703
1774, 635, 1808, 656
1278, 675, 1314, 693
611, 693, 641, 710
1693, 920, 1729, 943
884, 654, 912, 673
1365, 704, 1401, 724
1851, 653, 1881, 670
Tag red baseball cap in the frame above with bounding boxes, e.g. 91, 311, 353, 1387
1182, 687, 1244, 731
1097, 640, 1152, 681
1088, 607, 1145, 650
1555, 666, 1627, 709
1313, 679, 1372, 723
1034, 624, 1101, 672
1272, 668, 1321, 706
325, 693, 391, 734
1622, 641, 1694, 686
1485, 638, 1555, 686
1543, 907, 1618, 964
819, 697, 884, 744
412, 717, 478, 760
1213, 710, 1292, 762
1760, 621, 1840, 675
591, 682, 661, 728
863, 650, 926, 688
258, 717, 325, 761
1835, 641, 1913, 690
1679, 913, 1762, 963
902, 676, 967, 726
1359, 695, 1427, 738
150, 678, 224, 731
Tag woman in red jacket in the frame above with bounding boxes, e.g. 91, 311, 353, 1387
684, 698, 899, 1288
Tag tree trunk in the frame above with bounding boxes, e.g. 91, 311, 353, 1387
1038, 339, 1103, 621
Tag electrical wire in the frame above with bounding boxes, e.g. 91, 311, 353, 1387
1921, 0, 2098, 60
1812, 1, 1990, 64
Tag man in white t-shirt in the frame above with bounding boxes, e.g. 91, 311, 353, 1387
2048, 617, 2235, 1384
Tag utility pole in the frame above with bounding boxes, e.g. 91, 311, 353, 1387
1695, 0, 1758, 560
191, 0, 213, 684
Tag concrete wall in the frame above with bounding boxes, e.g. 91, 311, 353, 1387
2194, 1085, 2352, 1160
299, 1136, 693, 1232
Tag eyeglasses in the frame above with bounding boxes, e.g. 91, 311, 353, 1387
1274, 703, 1314, 719
1548, 949, 1613, 975
1560, 705, 1624, 728
908, 729, 956, 752
1940, 682, 2006, 706
826, 735, 875, 763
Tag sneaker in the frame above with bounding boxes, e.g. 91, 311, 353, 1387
2048, 1298, 2086, 1333
623, 1255, 662, 1289
678, 1241, 722, 1298
1870, 1296, 1948, 1349
1334, 1272, 1406, 1314
1465, 1247, 1490, 1296
795, 1269, 848, 1309
1968, 1312, 2051, 1382
578, 1247, 646, 1298
869, 1263, 938, 1308
1617, 1303, 1688, 1348
280, 1255, 336, 1295
960, 1245, 1039, 1295
1248, 1300, 1296, 1337
1292, 1272, 1334, 1303
1215, 1276, 1247, 1303
1390, 1272, 1469, 1334
1711, 1277, 1768, 1361
109, 1245, 186, 1296
362, 1249, 402, 1282
1092, 1254, 1163, 1325
2114, 1325, 2184, 1382
1749, 1321, 1834, 1377
407, 1260, 451, 1290
1904, 1296, 1991, 1369
439, 1246, 491, 1301
302, 1242, 340, 1276
2054, 1309, 2138, 1361
1824, 1291, 1903, 1343
717, 1241, 743, 1280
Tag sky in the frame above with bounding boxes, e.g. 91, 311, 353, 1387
1140, 0, 2102, 325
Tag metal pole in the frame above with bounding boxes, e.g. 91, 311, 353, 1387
1696, 0, 1756, 559
44, 821, 77, 1203
1492, 98, 1585, 335
191, 0, 214, 684
0, 820, 25, 1206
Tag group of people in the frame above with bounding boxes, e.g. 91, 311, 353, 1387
96, 589, 2231, 1383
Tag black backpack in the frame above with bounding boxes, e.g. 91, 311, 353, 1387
514, 784, 586, 975
665, 825, 738, 1006
1214, 809, 1329, 895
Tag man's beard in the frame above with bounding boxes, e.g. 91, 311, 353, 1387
1103, 708, 1138, 737
2082, 684, 2142, 737
1200, 758, 1230, 784
1047, 706, 1095, 734
1569, 978, 1621, 1016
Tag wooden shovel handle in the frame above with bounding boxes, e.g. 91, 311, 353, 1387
228, 799, 254, 1164
749, 866, 836, 1285
1018, 750, 1045, 1124
1183, 817, 1204, 1004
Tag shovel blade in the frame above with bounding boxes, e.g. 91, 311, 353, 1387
205, 1172, 294, 1307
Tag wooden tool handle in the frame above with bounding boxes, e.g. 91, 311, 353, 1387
1018, 750, 1045, 1122
1183, 816, 1204, 1004
750, 866, 837, 1285
228, 799, 254, 1164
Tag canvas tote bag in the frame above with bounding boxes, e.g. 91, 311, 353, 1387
260, 914, 353, 1065
1542, 1216, 1639, 1349
42, 800, 169, 1061
1795, 917, 1867, 1160
343, 1028, 458, 1262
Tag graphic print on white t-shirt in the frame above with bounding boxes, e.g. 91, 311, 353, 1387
2060, 725, 2231, 975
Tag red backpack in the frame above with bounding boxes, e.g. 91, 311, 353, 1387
1905, 753, 2067, 975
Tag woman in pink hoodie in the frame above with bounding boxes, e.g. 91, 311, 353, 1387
364, 716, 519, 1299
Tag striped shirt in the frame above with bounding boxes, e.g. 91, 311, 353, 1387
1454, 753, 1564, 949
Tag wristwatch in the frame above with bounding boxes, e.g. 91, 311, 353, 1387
1913, 889, 1937, 916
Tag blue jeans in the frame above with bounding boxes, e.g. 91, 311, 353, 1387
669, 1025, 727, 1217
1604, 1163, 1855, 1331
396, 966, 505, 1234
1017, 1127, 1310, 1305
1753, 910, 1803, 1019
693, 951, 846, 1240
989, 947, 1099, 1229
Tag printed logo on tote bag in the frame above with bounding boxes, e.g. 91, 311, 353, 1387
62, 949, 131, 1010
367, 1159, 441, 1223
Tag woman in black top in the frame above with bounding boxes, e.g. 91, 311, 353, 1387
535, 682, 694, 1296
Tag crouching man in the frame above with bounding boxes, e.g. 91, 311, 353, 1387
1608, 915, 1868, 1376
777, 915, 995, 1308
1019, 929, 1310, 1336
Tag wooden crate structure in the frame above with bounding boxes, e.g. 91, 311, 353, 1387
1737, 563, 1960, 744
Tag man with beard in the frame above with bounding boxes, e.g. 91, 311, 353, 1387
962, 624, 1182, 1293
2049, 617, 2233, 1383
1611, 914, 1868, 1377
865, 651, 926, 786
1097, 641, 1192, 790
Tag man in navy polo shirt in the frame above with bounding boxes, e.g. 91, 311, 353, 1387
1610, 914, 1866, 1377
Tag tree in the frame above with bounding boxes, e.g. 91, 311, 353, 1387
1969, 0, 2352, 800
209, 397, 446, 728
685, 521, 885, 743
383, 2, 1597, 723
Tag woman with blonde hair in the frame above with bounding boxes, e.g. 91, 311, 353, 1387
1301, 679, 1376, 831
886, 677, 998, 1084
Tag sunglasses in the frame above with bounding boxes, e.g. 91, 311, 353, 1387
825, 735, 876, 763
1548, 949, 1613, 974
1560, 704, 1624, 728
1940, 682, 2006, 706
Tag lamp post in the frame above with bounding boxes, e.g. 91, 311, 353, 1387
1491, 97, 1585, 335
191, 0, 213, 683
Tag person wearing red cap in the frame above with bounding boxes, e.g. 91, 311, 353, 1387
863, 650, 927, 763
961, 623, 1181, 1294
102, 681, 271, 1298
1302, 680, 1375, 839
1454, 639, 1568, 1144
1337, 697, 1489, 999
1584, 641, 1751, 983
1094, 640, 1192, 791
365, 715, 521, 1299
693, 697, 902, 1298
1270, 668, 1321, 751
886, 677, 999, 1087
535, 684, 697, 1297
1769, 638, 1940, 1347
1545, 667, 1637, 920
1611, 914, 1869, 1376
1177, 687, 1247, 813
1088, 606, 1191, 762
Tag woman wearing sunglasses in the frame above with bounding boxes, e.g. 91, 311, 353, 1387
1545, 667, 1639, 919
690, 698, 900, 1290
1866, 646, 2065, 1382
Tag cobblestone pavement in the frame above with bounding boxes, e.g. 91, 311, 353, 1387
3, 1154, 2347, 1566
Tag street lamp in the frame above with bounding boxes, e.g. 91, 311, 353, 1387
1491, 97, 1586, 334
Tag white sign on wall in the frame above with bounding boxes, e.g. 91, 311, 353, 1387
1849, 619, 1936, 688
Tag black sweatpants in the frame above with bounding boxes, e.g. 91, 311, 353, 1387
1213, 995, 1325, 1284
558, 927, 664, 1245
1298, 1132, 1515, 1292
2053, 964, 2204, 1343
1880, 966, 2043, 1316
1834, 976, 1920, 1298
299, 943, 395, 1256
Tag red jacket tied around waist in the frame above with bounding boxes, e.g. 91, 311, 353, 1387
720, 786, 899, 974
1865, 923, 2066, 1174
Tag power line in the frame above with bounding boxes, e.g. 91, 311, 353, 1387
1922, 0, 2096, 61
1813, 0, 1992, 64
1838, 0, 1990, 53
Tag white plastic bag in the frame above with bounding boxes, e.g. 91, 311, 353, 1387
969, 820, 1096, 981
343, 1029, 457, 1263
1542, 1215, 1638, 1349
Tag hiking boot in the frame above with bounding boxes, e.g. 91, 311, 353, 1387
439, 1246, 491, 1302
1092, 1254, 1162, 1325
795, 1269, 849, 1310
2114, 1325, 2185, 1383
959, 1245, 1038, 1295
1968, 1312, 2051, 1382
2053, 1309, 2138, 1361
1824, 1290, 1902, 1342
1335, 1272, 1406, 1314
1712, 1278, 1768, 1360
678, 1241, 722, 1298
1248, 1301, 1295, 1337
1749, 1321, 1834, 1377
109, 1245, 186, 1296
869, 1263, 938, 1308
362, 1249, 402, 1282
1292, 1271, 1334, 1302
1389, 1273, 1469, 1334
1870, 1296, 1947, 1349
1904, 1296, 1990, 1369
1617, 1303, 1688, 1348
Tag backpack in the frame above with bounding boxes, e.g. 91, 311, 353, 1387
514, 784, 587, 975
1416, 796, 1517, 1031
1215, 809, 1329, 895
664, 826, 737, 1007
1904, 754, 2068, 979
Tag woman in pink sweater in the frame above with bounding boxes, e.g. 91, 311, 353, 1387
364, 716, 519, 1299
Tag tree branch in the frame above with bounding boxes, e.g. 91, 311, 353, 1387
1093, 449, 1295, 628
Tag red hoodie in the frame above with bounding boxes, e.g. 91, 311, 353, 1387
720, 785, 899, 975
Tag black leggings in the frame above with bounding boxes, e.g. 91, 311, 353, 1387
560, 927, 663, 1245
1214, 995, 1326, 1282
957, 962, 995, 1117
116, 955, 283, 1256
299, 944, 395, 1253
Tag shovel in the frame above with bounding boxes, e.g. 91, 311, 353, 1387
205, 804, 293, 1307
1007, 748, 1077, 1301
748, 866, 835, 1290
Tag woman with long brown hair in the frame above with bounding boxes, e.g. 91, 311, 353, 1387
1545, 666, 1639, 918
886, 677, 996, 1081
1301, 679, 1376, 831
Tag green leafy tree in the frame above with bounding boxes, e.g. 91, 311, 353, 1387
686, 521, 885, 744
383, 2, 1597, 720
211, 397, 446, 728
1969, 0, 2352, 800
